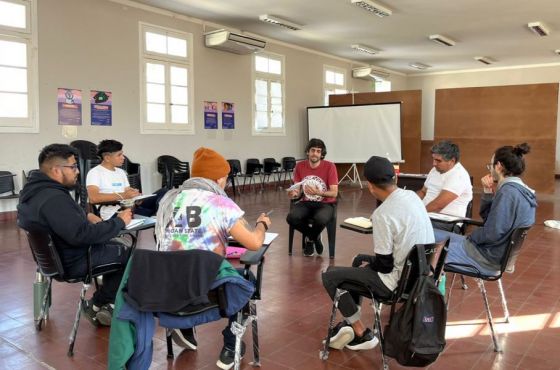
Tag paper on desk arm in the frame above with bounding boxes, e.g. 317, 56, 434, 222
120, 193, 157, 208
344, 217, 373, 229
125, 219, 145, 230
427, 212, 462, 222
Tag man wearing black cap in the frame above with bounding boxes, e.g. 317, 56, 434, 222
321, 156, 434, 351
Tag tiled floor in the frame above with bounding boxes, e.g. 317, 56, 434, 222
1, 182, 560, 369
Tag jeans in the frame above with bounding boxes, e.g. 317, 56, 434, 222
286, 201, 334, 241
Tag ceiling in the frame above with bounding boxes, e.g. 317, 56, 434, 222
130, 0, 560, 75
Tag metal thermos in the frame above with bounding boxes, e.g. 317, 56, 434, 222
33, 272, 49, 320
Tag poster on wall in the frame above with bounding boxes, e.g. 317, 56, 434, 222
57, 88, 82, 126
204, 101, 218, 129
221, 102, 235, 129
91, 90, 112, 126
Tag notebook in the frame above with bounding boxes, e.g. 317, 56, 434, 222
344, 217, 373, 229
225, 246, 246, 259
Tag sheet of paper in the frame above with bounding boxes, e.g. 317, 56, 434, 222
125, 219, 145, 230
264, 232, 279, 245
427, 212, 462, 222
285, 181, 304, 192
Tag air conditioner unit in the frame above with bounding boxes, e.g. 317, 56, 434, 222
352, 66, 390, 81
204, 29, 266, 55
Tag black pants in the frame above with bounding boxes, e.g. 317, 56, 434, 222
135, 187, 168, 217
322, 264, 392, 321
64, 241, 130, 307
286, 201, 334, 241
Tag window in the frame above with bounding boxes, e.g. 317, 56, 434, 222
0, 0, 38, 133
323, 66, 347, 106
253, 53, 285, 135
140, 23, 194, 134
375, 80, 392, 92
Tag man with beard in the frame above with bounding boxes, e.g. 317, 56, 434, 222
286, 138, 338, 256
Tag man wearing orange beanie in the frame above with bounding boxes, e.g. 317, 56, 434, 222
155, 147, 271, 370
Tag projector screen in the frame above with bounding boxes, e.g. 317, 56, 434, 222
307, 103, 402, 163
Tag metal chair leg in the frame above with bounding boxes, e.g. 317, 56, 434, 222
446, 273, 457, 308
460, 275, 469, 290
320, 288, 344, 360
36, 278, 53, 331
373, 300, 389, 370
249, 300, 260, 366
166, 329, 174, 358
68, 283, 89, 357
497, 279, 510, 323
477, 279, 502, 352
232, 311, 249, 370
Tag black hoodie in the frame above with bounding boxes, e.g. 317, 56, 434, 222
17, 171, 125, 266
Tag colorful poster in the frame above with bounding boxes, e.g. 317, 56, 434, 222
57, 88, 82, 126
91, 90, 112, 126
221, 102, 235, 129
204, 101, 218, 129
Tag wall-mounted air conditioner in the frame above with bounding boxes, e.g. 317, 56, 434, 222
204, 29, 266, 54
352, 66, 390, 81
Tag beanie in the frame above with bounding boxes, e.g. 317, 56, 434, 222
191, 147, 230, 181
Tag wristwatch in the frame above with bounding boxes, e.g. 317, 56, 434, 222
256, 220, 268, 231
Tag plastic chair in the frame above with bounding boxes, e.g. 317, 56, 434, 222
320, 240, 449, 369
227, 159, 242, 196
157, 155, 190, 189
280, 157, 296, 185
241, 159, 263, 193
261, 158, 282, 189
0, 171, 18, 200
121, 156, 142, 193
70, 140, 99, 208
23, 229, 123, 357
444, 225, 532, 352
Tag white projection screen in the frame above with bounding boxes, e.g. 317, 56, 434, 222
307, 103, 402, 163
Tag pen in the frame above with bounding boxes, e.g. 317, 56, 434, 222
265, 210, 274, 216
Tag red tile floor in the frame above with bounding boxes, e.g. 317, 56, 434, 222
1, 183, 560, 369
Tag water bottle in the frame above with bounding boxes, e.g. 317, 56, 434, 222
438, 273, 446, 296
33, 272, 49, 320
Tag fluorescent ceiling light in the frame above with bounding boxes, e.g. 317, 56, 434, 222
527, 21, 550, 36
429, 34, 456, 47
350, 0, 392, 18
259, 14, 302, 31
409, 62, 430, 70
351, 44, 380, 55
474, 56, 494, 65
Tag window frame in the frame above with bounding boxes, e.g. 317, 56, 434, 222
252, 52, 286, 136
323, 65, 347, 106
0, 0, 38, 133
139, 22, 194, 135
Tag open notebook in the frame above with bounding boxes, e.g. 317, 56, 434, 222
344, 217, 373, 229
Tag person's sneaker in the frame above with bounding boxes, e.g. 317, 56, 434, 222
314, 238, 324, 255
80, 299, 99, 327
345, 328, 379, 350
323, 321, 354, 349
171, 328, 197, 350
96, 304, 113, 326
216, 341, 246, 370
303, 237, 315, 257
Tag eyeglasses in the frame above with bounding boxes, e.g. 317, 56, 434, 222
486, 163, 493, 171
58, 163, 79, 171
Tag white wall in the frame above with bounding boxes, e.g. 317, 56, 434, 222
406, 65, 560, 171
0, 0, 372, 211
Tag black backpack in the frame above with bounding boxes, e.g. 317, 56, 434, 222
383, 245, 447, 367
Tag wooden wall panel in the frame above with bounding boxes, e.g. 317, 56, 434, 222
329, 90, 422, 174
435, 83, 558, 194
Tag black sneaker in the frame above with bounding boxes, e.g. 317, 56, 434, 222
81, 299, 99, 327
303, 238, 315, 257
216, 341, 246, 370
171, 327, 197, 350
323, 321, 354, 349
96, 304, 113, 326
345, 328, 379, 350
314, 238, 324, 255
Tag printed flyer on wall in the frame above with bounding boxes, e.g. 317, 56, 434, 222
57, 88, 82, 126
222, 102, 235, 129
204, 101, 218, 129
91, 90, 112, 126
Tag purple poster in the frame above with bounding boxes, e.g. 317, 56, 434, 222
57, 88, 82, 126
91, 90, 112, 126
204, 101, 218, 129
221, 102, 235, 129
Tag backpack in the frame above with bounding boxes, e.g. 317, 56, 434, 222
383, 245, 447, 367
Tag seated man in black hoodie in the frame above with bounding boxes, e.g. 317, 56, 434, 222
18, 144, 132, 326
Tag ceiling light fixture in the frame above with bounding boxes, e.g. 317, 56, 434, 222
351, 44, 380, 55
429, 34, 456, 47
350, 0, 392, 18
474, 56, 494, 65
554, 49, 560, 55
409, 62, 430, 70
259, 14, 302, 31
527, 21, 550, 36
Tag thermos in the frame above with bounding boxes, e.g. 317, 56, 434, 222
33, 272, 49, 320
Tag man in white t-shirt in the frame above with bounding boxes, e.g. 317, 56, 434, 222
417, 140, 472, 231
86, 140, 140, 220
322, 156, 434, 351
